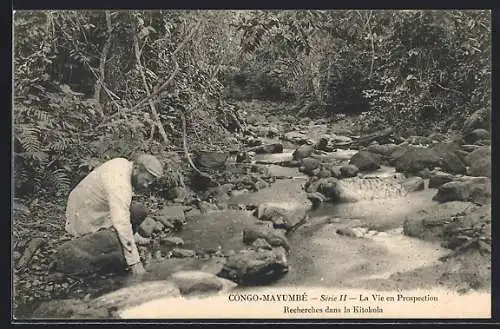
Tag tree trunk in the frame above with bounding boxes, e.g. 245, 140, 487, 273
92, 11, 113, 118
131, 17, 170, 144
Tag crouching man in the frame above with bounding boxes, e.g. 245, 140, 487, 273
51, 154, 164, 276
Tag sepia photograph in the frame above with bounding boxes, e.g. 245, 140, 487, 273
12, 9, 492, 320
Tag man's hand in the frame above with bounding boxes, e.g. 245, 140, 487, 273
130, 262, 146, 276
134, 232, 151, 245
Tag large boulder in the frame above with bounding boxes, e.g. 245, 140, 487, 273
462, 108, 490, 136
331, 135, 353, 148
293, 145, 315, 161
305, 177, 342, 202
51, 229, 126, 275
430, 141, 461, 155
282, 131, 312, 145
433, 177, 491, 205
401, 176, 425, 192
349, 151, 381, 171
428, 142, 467, 175
465, 146, 491, 178
388, 146, 412, 165
242, 225, 290, 251
32, 299, 111, 319
217, 247, 289, 285
464, 146, 490, 166
464, 128, 490, 144
351, 127, 394, 148
469, 157, 491, 178
194, 151, 230, 170
441, 205, 491, 249
403, 201, 478, 241
439, 151, 467, 175
428, 171, 455, 189
340, 165, 359, 178
393, 147, 442, 174
317, 135, 353, 151
170, 271, 237, 296
92, 280, 181, 310
143, 257, 227, 281
454, 150, 470, 164
153, 205, 186, 228
300, 157, 321, 174
255, 203, 308, 231
249, 143, 284, 154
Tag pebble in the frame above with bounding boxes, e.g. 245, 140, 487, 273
161, 236, 185, 247
336, 227, 358, 238
171, 248, 196, 258
225, 250, 236, 257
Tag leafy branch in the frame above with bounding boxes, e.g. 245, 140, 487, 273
95, 20, 201, 129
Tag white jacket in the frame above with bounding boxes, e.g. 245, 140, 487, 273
65, 158, 140, 266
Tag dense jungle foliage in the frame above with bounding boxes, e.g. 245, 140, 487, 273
13, 9, 491, 199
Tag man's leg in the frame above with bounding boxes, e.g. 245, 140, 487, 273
130, 202, 152, 246
130, 202, 148, 233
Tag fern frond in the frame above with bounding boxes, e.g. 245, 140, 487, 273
36, 110, 52, 123
16, 125, 42, 154
48, 137, 75, 152
49, 169, 71, 188
14, 107, 54, 125
34, 168, 71, 195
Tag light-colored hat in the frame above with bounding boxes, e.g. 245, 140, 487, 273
136, 154, 164, 178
